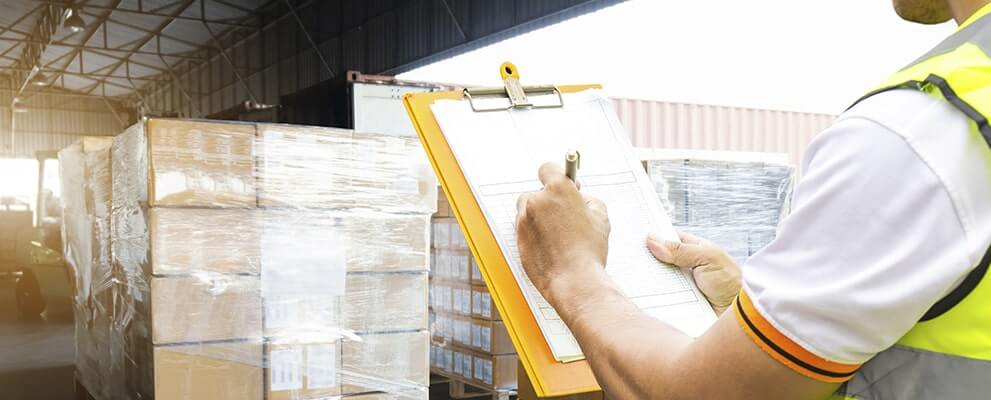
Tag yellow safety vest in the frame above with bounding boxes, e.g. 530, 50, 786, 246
833, 6, 991, 400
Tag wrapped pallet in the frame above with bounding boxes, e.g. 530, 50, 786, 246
639, 149, 795, 263
59, 137, 118, 399
64, 118, 436, 399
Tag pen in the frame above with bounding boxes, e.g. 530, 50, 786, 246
565, 150, 580, 182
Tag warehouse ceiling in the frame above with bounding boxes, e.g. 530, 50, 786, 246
0, 0, 270, 98
0, 0, 623, 116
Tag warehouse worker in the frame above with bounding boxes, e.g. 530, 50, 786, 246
515, 0, 991, 399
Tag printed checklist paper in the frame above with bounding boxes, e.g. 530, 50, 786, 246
430, 89, 718, 362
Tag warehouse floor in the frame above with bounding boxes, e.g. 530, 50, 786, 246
0, 278, 76, 400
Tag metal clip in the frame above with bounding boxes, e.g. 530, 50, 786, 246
464, 62, 564, 112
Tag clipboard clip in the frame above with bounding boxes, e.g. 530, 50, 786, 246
464, 62, 564, 112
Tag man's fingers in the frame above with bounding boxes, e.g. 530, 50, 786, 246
646, 236, 707, 268
538, 162, 575, 192
516, 192, 533, 222
677, 230, 704, 245
583, 194, 606, 214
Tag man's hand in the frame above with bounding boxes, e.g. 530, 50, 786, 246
516, 163, 610, 303
647, 231, 742, 314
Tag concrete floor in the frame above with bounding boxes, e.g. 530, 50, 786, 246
0, 278, 76, 400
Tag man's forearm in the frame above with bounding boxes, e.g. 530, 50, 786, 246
547, 268, 695, 400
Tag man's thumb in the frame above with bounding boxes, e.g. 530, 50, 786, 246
647, 235, 703, 268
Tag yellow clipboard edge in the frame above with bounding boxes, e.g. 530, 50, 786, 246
404, 84, 603, 398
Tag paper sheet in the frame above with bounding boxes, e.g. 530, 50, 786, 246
431, 90, 717, 362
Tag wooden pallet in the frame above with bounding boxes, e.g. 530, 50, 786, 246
73, 370, 96, 400
448, 378, 516, 400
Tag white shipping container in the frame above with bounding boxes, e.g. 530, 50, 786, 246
613, 97, 836, 173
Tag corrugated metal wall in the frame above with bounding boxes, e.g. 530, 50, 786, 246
614, 97, 836, 171
0, 88, 123, 158
142, 0, 623, 118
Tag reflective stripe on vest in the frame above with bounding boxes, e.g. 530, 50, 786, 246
833, 5, 991, 400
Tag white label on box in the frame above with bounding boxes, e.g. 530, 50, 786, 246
442, 286, 452, 312
472, 291, 481, 316
305, 344, 338, 389
481, 326, 491, 352
269, 348, 304, 391
462, 290, 472, 315
453, 288, 463, 313
264, 297, 300, 331
443, 349, 453, 372
482, 293, 492, 318
261, 217, 346, 297
471, 258, 482, 281
474, 358, 493, 385
458, 319, 471, 345
462, 352, 472, 379
454, 352, 463, 375
471, 324, 481, 348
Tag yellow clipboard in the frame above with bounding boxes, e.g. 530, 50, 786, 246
403, 62, 602, 397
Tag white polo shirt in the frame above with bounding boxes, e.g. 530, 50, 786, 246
734, 88, 991, 382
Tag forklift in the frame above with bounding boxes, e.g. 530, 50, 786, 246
5, 150, 74, 317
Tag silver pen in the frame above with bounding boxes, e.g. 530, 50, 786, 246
565, 150, 580, 182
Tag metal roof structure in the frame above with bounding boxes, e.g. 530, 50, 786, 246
1, 1, 622, 111
1, 0, 268, 103
0, 0, 623, 157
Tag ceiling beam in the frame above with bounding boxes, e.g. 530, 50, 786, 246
10, 2, 64, 100
88, 0, 197, 96
51, 0, 124, 83
0, 37, 208, 61
47, 1, 262, 29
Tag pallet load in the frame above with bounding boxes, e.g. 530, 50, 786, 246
59, 137, 117, 400
429, 191, 519, 398
63, 118, 437, 400
639, 149, 795, 264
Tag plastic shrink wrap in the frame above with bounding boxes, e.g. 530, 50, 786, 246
62, 118, 437, 399
59, 137, 118, 400
429, 191, 519, 393
639, 149, 795, 264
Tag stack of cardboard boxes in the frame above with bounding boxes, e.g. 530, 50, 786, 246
642, 151, 794, 263
64, 118, 437, 400
428, 191, 518, 394
59, 137, 117, 400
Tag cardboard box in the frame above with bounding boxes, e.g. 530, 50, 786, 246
471, 286, 500, 321
434, 186, 452, 218
345, 391, 428, 399
256, 125, 354, 208
471, 318, 515, 355
153, 341, 263, 400
470, 351, 518, 390
257, 127, 437, 213
266, 340, 342, 400
343, 214, 429, 273
151, 275, 262, 344
265, 272, 427, 337
343, 331, 429, 395
351, 132, 438, 214
432, 312, 472, 348
114, 119, 257, 208
431, 217, 451, 249
432, 248, 471, 284
430, 282, 472, 317
343, 272, 428, 333
149, 208, 261, 275
261, 210, 429, 273
470, 256, 485, 287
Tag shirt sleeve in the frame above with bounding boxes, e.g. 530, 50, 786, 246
734, 114, 974, 382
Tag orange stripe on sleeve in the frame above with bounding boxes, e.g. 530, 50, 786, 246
734, 290, 860, 383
